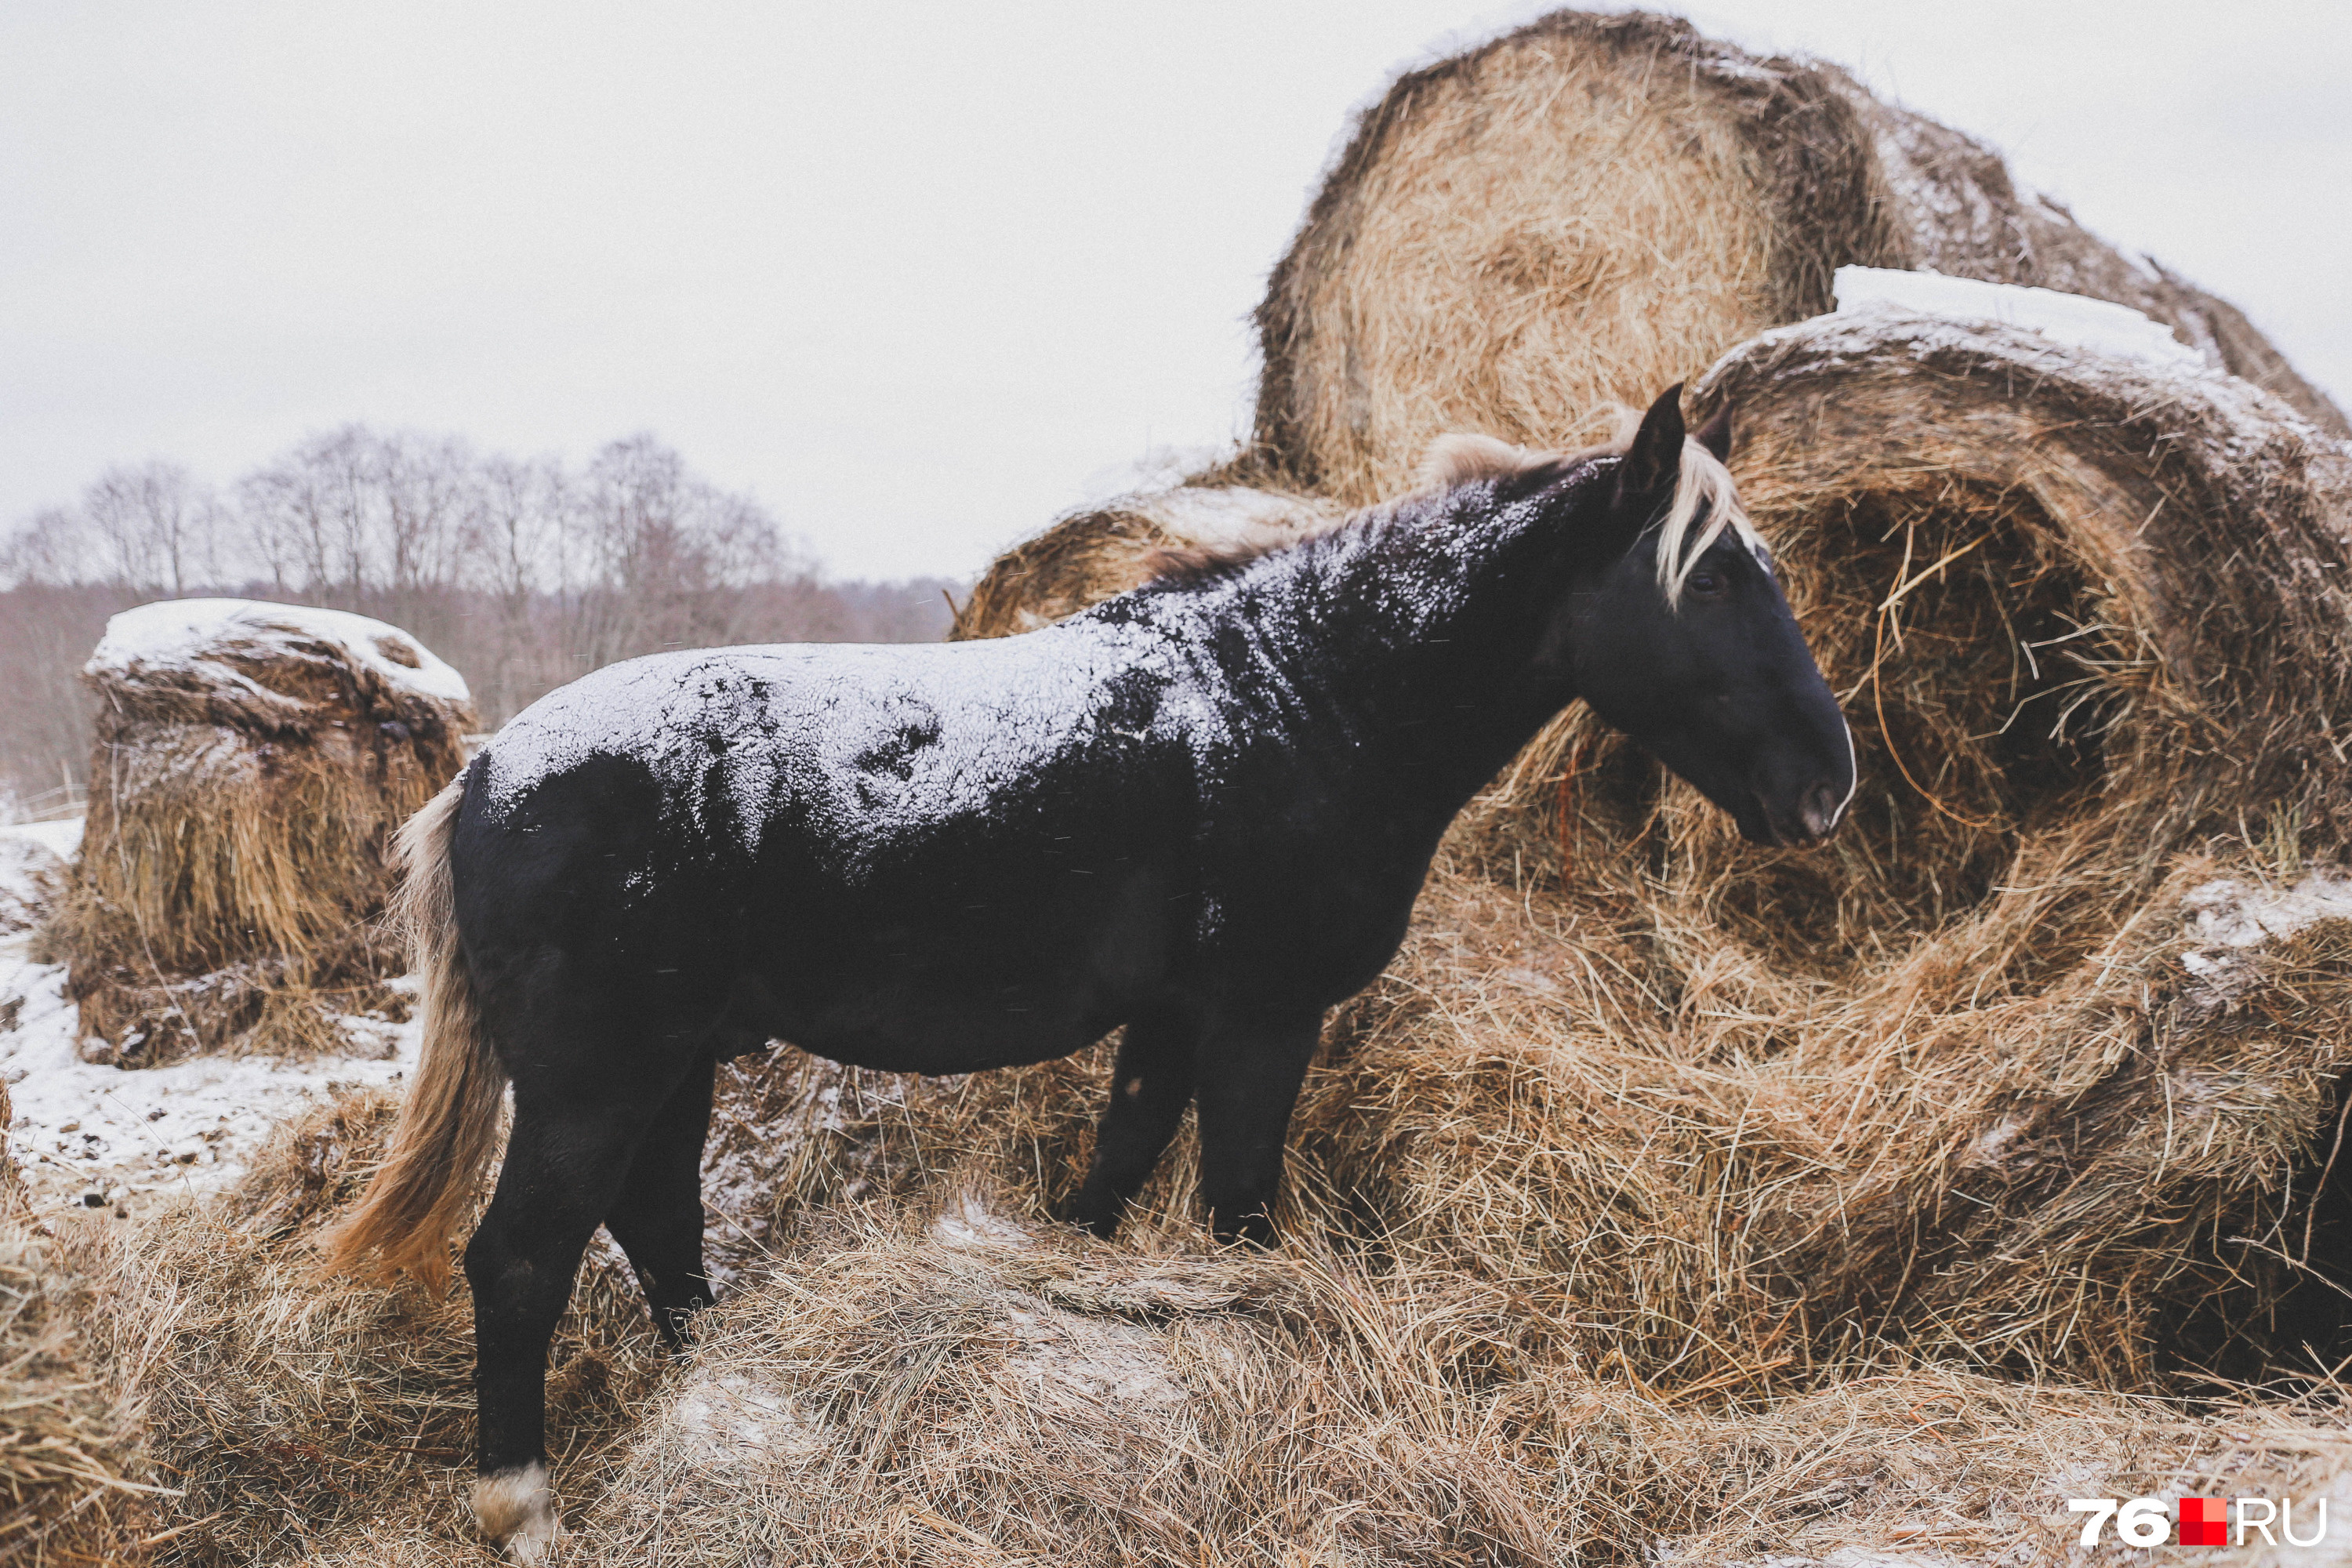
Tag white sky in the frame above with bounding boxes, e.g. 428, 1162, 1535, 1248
2, 2, 2345, 581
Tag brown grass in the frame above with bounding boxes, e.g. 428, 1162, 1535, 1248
1242, 10, 2343, 509
50, 607, 474, 1065
0, 1079, 154, 1565
66, 1091, 2352, 1566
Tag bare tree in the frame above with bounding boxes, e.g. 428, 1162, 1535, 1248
0, 507, 96, 588
0, 423, 956, 804
82, 462, 218, 593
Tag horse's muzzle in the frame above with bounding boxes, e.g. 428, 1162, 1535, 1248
1744, 779, 1846, 848
1795, 779, 1844, 843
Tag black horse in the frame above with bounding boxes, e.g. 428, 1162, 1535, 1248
326, 387, 1853, 1559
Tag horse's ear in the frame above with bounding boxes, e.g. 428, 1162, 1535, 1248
1693, 399, 1733, 464
1612, 383, 1686, 514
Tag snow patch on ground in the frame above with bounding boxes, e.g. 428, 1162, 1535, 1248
1832, 266, 2207, 375
666, 1371, 828, 1467
2180, 873, 2352, 999
0, 823, 73, 937
0, 818, 82, 861
932, 1190, 1033, 1250
89, 597, 470, 705
0, 815, 416, 1218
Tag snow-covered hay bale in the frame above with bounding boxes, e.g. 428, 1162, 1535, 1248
1245, 9, 2347, 507
55, 600, 474, 1063
951, 485, 1342, 641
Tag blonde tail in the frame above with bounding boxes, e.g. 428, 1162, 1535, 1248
319, 773, 506, 1291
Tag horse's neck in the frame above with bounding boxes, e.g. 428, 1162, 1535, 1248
1188, 503, 1570, 804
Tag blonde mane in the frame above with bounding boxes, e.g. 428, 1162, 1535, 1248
1416, 422, 1766, 607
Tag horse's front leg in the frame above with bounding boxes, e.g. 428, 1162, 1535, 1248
1066, 1009, 1203, 1238
1192, 1010, 1323, 1245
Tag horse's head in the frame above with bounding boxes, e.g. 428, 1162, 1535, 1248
1546, 386, 1854, 848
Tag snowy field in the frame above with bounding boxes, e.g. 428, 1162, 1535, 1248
0, 817, 416, 1219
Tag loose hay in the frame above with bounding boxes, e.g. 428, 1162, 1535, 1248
1243, 9, 2347, 508
52, 601, 474, 1065
577, 1204, 2352, 1566
58, 1087, 660, 1566
0, 1077, 154, 1565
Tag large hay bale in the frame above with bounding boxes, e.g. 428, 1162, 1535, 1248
880, 308, 2352, 1393
1245, 9, 2347, 506
55, 600, 474, 1064
951, 484, 1341, 641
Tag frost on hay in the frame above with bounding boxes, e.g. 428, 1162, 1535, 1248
1240, 9, 2346, 509
50, 600, 475, 1065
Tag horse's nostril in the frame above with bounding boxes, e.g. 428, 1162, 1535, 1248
1797, 782, 1842, 841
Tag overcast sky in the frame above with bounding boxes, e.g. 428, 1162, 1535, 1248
2, 2, 2345, 580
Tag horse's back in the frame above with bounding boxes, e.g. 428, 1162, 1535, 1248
450, 628, 1211, 1073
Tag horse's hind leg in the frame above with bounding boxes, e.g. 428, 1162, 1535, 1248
1066, 1010, 1202, 1239
602, 1052, 717, 1348
466, 1080, 673, 1562
1192, 1012, 1322, 1246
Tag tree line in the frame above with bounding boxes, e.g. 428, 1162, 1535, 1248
0, 427, 958, 809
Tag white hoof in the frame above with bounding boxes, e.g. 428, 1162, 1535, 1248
474, 1461, 561, 1563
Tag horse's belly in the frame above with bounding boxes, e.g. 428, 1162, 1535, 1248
750, 972, 1116, 1076
737, 873, 1176, 1075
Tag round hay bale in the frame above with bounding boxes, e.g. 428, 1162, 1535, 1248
951, 485, 1341, 641
844, 313, 2352, 1388
1246, 9, 2347, 506
1501, 310, 2352, 978
54, 600, 475, 1064
1317, 314, 2352, 1385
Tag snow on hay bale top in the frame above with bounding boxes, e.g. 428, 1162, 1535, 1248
1242, 9, 2347, 507
86, 597, 470, 733
55, 600, 475, 1065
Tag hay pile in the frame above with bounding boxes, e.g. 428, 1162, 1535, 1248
932, 308, 2352, 1397
53, 600, 474, 1064
0, 1078, 154, 1563
1241, 9, 2347, 507
67, 1098, 2352, 1565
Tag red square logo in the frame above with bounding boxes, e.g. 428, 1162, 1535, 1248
2179, 1497, 2227, 1546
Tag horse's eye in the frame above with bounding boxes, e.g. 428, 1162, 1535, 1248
1690, 570, 1726, 597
